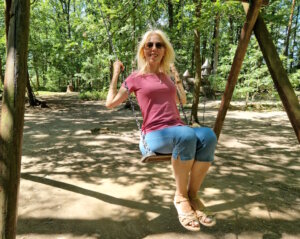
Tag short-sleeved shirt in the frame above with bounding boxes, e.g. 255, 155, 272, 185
122, 71, 184, 134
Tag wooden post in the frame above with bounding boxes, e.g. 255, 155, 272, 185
0, 0, 30, 238
213, 0, 263, 139
247, 11, 300, 143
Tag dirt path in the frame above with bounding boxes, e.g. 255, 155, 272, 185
16, 93, 299, 239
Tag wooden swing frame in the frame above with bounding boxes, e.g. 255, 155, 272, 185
143, 0, 300, 163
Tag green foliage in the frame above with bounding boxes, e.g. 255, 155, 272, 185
289, 70, 300, 90
0, 0, 298, 104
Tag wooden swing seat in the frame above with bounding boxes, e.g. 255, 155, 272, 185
141, 152, 172, 163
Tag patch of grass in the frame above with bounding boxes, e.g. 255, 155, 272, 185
79, 90, 107, 101
36, 91, 58, 96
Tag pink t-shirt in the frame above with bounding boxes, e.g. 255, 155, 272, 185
122, 72, 184, 134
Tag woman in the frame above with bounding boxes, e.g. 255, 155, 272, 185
106, 29, 217, 232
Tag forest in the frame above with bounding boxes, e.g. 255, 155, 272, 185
0, 1, 300, 238
0, 0, 299, 102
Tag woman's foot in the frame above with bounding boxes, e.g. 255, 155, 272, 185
173, 195, 200, 231
188, 196, 216, 227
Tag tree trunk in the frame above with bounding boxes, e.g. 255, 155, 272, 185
290, 5, 299, 71
35, 66, 40, 89
5, 0, 12, 43
202, 37, 207, 64
190, 0, 202, 125
131, 0, 136, 71
229, 16, 234, 44
0, 56, 3, 84
212, 11, 220, 73
67, 0, 71, 39
26, 72, 38, 106
0, 1, 30, 238
59, 0, 71, 38
168, 0, 174, 29
284, 0, 296, 57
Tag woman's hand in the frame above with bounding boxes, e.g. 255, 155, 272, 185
106, 60, 128, 109
113, 60, 125, 76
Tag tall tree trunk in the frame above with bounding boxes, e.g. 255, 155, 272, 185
290, 5, 299, 71
35, 66, 40, 89
212, 11, 220, 73
202, 37, 207, 64
67, 0, 71, 39
59, 0, 71, 38
26, 72, 38, 106
5, 0, 12, 43
168, 0, 174, 29
229, 15, 234, 44
0, 56, 3, 84
284, 0, 296, 57
190, 0, 202, 125
0, 1, 30, 238
132, 0, 136, 71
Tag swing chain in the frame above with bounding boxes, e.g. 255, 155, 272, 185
174, 80, 189, 125
123, 81, 152, 155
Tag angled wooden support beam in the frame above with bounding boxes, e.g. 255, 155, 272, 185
213, 0, 263, 139
248, 13, 300, 143
242, 3, 300, 143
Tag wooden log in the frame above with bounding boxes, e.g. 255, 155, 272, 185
0, 0, 30, 238
242, 3, 300, 143
213, 0, 263, 139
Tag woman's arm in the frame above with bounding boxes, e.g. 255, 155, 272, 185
106, 60, 129, 109
171, 64, 187, 105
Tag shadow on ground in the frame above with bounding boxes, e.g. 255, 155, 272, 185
16, 93, 299, 239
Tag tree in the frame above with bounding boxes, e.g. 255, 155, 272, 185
0, 1, 4, 86
168, 0, 174, 29
290, 5, 299, 70
0, 0, 30, 238
190, 0, 202, 125
0, 57, 3, 84
284, 0, 296, 58
212, 1, 221, 73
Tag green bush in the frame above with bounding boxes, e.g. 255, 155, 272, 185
289, 70, 300, 90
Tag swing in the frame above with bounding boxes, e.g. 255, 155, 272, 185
97, 0, 189, 163
124, 80, 189, 163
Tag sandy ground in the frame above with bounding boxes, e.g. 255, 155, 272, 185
14, 92, 299, 239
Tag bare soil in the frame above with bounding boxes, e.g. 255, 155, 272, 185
15, 92, 300, 239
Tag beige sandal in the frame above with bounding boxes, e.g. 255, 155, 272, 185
189, 197, 216, 227
174, 196, 200, 232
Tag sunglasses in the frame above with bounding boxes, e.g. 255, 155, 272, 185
145, 42, 165, 49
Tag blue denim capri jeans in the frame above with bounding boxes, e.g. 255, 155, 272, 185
139, 126, 217, 162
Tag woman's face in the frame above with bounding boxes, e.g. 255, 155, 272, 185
143, 34, 166, 65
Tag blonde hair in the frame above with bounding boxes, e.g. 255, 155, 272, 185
136, 29, 175, 75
